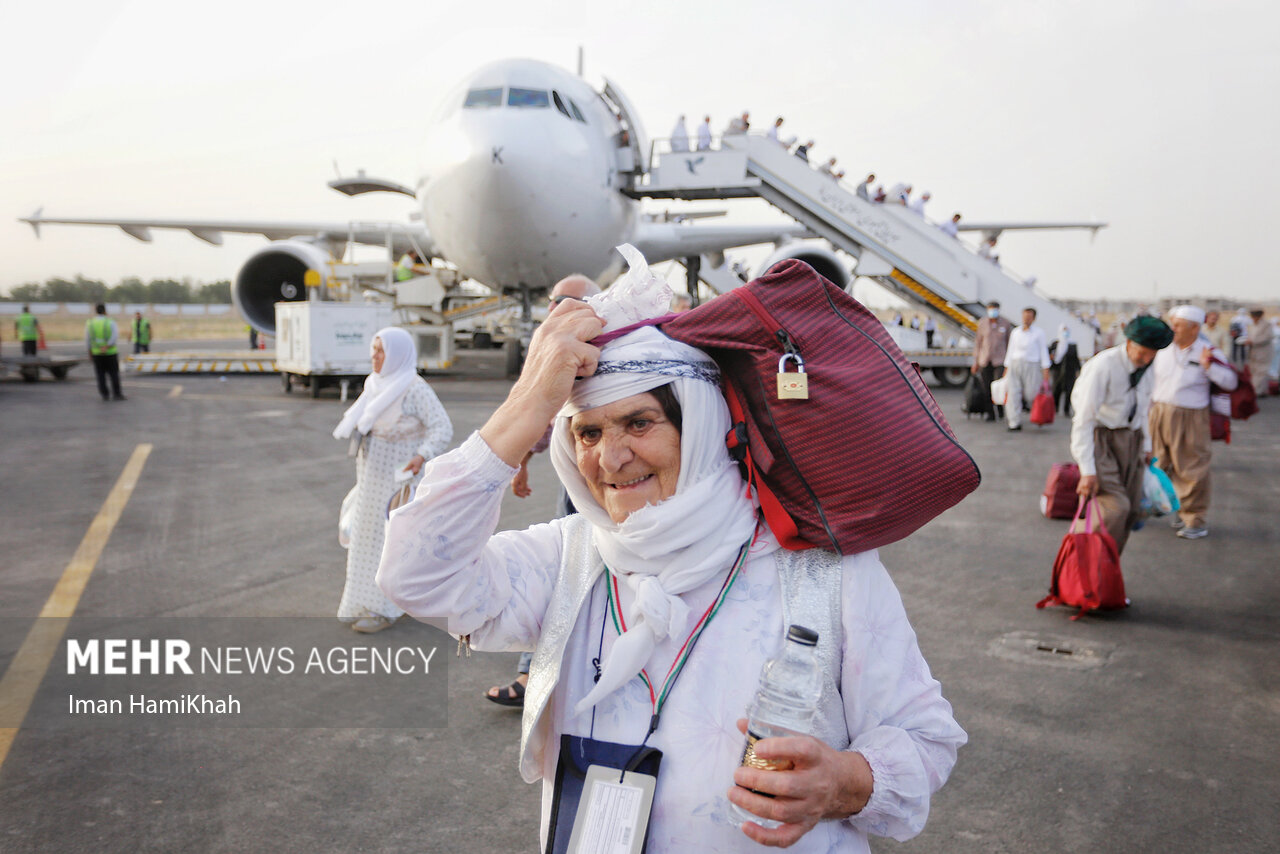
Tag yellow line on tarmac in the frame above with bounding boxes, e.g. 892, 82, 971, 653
168, 385, 183, 398
0, 443, 152, 770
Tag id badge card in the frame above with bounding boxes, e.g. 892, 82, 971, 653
565, 765, 657, 854
547, 734, 662, 854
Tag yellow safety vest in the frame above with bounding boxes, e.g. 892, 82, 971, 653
88, 317, 117, 355
395, 255, 415, 282
16, 312, 38, 341
133, 318, 151, 345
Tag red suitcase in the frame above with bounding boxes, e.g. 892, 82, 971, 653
1041, 462, 1080, 519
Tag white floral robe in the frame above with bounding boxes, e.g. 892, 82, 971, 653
339, 379, 452, 621
379, 434, 966, 852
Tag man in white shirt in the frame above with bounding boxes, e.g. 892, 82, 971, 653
977, 237, 999, 264
1148, 305, 1237, 539
1003, 307, 1052, 431
696, 115, 712, 151
857, 173, 875, 201
1071, 317, 1174, 552
670, 115, 689, 152
908, 191, 931, 217
766, 116, 795, 147
938, 213, 961, 238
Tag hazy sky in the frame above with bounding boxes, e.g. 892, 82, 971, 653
3, 0, 1277, 302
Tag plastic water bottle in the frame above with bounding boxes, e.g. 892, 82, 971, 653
730, 624, 823, 829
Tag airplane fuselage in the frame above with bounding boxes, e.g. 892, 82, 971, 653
420, 59, 636, 291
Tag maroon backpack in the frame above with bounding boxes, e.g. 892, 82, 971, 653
1041, 462, 1080, 519
620, 260, 981, 554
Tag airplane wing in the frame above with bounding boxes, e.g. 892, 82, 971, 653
19, 209, 434, 256
956, 221, 1107, 240
630, 220, 812, 265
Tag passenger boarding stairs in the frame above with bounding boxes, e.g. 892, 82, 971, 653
632, 134, 1096, 357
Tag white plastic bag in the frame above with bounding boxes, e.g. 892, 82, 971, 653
584, 244, 672, 332
338, 485, 358, 549
1140, 461, 1179, 518
990, 375, 1009, 407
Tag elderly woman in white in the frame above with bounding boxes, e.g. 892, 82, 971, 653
378, 263, 964, 850
334, 327, 452, 633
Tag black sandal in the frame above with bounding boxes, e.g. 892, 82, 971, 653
485, 680, 526, 707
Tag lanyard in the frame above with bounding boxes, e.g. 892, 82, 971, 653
603, 535, 752, 739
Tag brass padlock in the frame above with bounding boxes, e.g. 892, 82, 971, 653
777, 353, 809, 400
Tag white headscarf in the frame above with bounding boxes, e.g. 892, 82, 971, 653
550, 247, 757, 715
1053, 323, 1071, 363
333, 327, 420, 439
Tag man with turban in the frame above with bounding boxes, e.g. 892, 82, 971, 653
1148, 305, 1237, 539
1070, 316, 1174, 553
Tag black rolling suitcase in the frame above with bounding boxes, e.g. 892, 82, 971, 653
962, 373, 990, 419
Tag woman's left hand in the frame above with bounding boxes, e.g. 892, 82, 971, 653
727, 718, 873, 847
403, 455, 426, 476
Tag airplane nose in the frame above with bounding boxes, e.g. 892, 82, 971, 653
428, 118, 542, 210
420, 106, 624, 288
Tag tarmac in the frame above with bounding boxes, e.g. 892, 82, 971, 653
1, 345, 1277, 853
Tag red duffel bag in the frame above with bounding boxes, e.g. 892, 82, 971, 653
654, 260, 982, 554
1030, 380, 1055, 426
1036, 498, 1127, 621
1040, 462, 1079, 519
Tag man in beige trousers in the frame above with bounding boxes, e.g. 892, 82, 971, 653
1071, 317, 1173, 553
1148, 305, 1237, 540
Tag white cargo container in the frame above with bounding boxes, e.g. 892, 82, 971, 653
275, 302, 394, 398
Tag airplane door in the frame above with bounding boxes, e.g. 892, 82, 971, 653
603, 78, 649, 176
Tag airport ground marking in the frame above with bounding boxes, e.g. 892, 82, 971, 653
168, 385, 183, 398
0, 443, 152, 770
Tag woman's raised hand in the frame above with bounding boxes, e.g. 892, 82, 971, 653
479, 298, 605, 467
517, 299, 606, 405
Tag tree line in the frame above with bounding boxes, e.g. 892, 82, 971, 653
4, 276, 231, 305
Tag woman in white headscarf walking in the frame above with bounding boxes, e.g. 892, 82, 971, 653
334, 327, 452, 632
377, 250, 963, 851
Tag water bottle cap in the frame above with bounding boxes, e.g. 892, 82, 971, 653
786, 625, 818, 646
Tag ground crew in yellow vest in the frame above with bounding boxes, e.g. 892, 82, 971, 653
395, 251, 426, 282
131, 311, 152, 353
14, 305, 41, 357
85, 303, 126, 401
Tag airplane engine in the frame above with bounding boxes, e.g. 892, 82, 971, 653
755, 243, 851, 290
233, 240, 333, 334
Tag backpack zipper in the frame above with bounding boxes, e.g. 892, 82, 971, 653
736, 289, 801, 358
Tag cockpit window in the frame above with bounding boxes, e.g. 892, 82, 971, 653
463, 87, 503, 108
508, 88, 550, 108
552, 90, 572, 119
568, 99, 586, 123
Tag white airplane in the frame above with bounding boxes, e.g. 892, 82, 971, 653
20, 58, 820, 335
